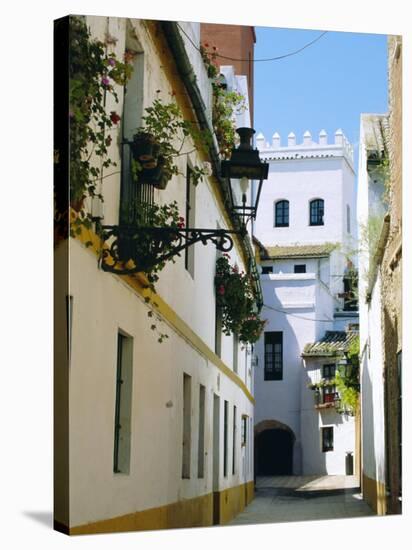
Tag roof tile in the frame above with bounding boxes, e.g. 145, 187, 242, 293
302, 330, 359, 357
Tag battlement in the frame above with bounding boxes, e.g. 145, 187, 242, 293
255, 129, 354, 168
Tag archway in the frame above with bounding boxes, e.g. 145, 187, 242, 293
255, 420, 295, 476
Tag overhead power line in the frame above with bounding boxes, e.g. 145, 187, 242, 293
177, 23, 328, 63
263, 302, 337, 323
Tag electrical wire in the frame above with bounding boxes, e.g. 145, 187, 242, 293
177, 22, 328, 63
262, 302, 339, 323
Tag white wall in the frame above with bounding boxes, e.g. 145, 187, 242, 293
253, 128, 356, 476
357, 114, 387, 489
361, 273, 386, 485
65, 16, 255, 528
301, 358, 355, 475
254, 130, 356, 249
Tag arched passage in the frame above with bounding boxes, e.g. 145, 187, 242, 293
255, 420, 296, 476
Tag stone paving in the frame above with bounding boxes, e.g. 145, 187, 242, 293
230, 476, 376, 525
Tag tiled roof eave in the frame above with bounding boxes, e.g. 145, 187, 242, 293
268, 252, 330, 259
301, 350, 343, 358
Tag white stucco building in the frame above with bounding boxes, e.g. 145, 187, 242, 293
54, 16, 260, 534
252, 129, 358, 476
357, 113, 389, 514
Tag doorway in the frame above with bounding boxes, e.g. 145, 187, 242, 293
256, 428, 293, 475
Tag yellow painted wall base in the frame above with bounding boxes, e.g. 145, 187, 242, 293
61, 482, 254, 535
362, 473, 386, 515
68, 493, 213, 535
215, 481, 255, 525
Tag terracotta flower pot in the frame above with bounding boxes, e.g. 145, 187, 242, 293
138, 156, 172, 190
131, 132, 157, 162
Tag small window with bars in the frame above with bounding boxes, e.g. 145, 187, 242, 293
322, 426, 334, 452
264, 332, 283, 381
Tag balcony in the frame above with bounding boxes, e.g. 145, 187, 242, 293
314, 388, 339, 410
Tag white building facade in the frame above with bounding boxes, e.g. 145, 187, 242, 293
253, 129, 358, 476
54, 16, 259, 534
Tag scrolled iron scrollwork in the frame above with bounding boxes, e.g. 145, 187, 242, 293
99, 225, 236, 276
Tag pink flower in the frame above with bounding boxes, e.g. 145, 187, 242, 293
108, 57, 116, 66
218, 285, 225, 295
101, 77, 110, 87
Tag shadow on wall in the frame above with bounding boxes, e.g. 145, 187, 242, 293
382, 306, 402, 514
301, 366, 327, 474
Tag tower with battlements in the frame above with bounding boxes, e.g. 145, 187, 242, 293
253, 129, 359, 477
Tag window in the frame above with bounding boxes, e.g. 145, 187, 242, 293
274, 200, 289, 227
232, 405, 237, 475
309, 199, 324, 226
262, 265, 273, 274
346, 204, 351, 233
223, 400, 229, 477
294, 264, 306, 274
322, 364, 336, 379
233, 334, 238, 374
241, 415, 247, 446
66, 295, 73, 365
182, 373, 192, 478
185, 165, 196, 277
264, 332, 283, 381
322, 427, 334, 452
113, 332, 133, 474
343, 270, 358, 311
120, 46, 145, 225
197, 385, 205, 478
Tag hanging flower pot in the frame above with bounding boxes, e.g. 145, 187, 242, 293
239, 316, 266, 344
137, 156, 173, 190
131, 132, 158, 162
140, 142, 161, 169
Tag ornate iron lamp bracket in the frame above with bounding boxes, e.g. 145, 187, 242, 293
100, 225, 239, 275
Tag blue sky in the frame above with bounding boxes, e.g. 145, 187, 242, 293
254, 27, 388, 170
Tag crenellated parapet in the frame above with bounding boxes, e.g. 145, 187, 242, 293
255, 129, 354, 169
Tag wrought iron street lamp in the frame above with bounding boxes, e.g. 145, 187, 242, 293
100, 127, 268, 276
222, 127, 269, 230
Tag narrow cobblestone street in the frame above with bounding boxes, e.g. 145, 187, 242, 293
230, 476, 375, 525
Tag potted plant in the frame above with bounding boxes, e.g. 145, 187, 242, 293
215, 254, 265, 344
130, 94, 209, 190
130, 132, 159, 163
239, 316, 266, 344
